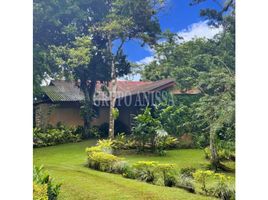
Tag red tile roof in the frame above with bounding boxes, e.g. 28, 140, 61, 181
42, 79, 176, 102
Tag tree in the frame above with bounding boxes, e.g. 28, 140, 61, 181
33, 0, 91, 98
141, 3, 235, 170
93, 0, 164, 139
39, 0, 163, 138
35, 0, 131, 136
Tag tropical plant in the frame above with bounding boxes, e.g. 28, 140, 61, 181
213, 173, 235, 200
132, 107, 161, 152
33, 183, 48, 200
33, 127, 81, 148
133, 161, 158, 183
33, 166, 61, 200
180, 167, 197, 178
193, 170, 215, 195
155, 164, 177, 187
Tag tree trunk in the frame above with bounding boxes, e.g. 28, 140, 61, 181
108, 36, 117, 139
109, 77, 117, 139
81, 80, 96, 139
209, 128, 220, 171
83, 87, 90, 138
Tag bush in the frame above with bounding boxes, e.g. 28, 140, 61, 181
155, 164, 177, 187
112, 133, 137, 152
213, 174, 235, 200
110, 160, 130, 174
180, 167, 196, 178
176, 175, 195, 193
33, 165, 61, 200
132, 107, 161, 152
122, 166, 136, 179
133, 161, 158, 183
33, 183, 48, 200
33, 127, 81, 148
193, 170, 215, 195
87, 151, 122, 172
204, 146, 235, 161
155, 132, 178, 155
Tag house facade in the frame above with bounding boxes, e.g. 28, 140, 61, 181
34, 79, 181, 132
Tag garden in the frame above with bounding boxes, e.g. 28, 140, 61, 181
33, 0, 235, 199
33, 106, 235, 200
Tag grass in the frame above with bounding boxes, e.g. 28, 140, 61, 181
33, 140, 228, 200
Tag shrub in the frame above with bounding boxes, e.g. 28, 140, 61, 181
89, 126, 101, 138
176, 175, 195, 193
180, 167, 196, 178
85, 139, 113, 155
33, 127, 81, 148
112, 133, 130, 150
155, 133, 178, 155
110, 160, 130, 174
33, 166, 61, 200
122, 166, 136, 179
204, 146, 235, 161
87, 151, 122, 172
33, 183, 48, 200
155, 164, 177, 187
96, 139, 113, 153
133, 161, 158, 183
213, 174, 235, 200
132, 107, 161, 152
193, 170, 215, 195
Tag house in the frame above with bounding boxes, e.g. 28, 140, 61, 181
33, 79, 198, 132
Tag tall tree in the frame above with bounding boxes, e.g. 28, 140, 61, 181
141, 1, 235, 170
40, 0, 163, 137
94, 0, 164, 138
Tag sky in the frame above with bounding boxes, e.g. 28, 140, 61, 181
119, 0, 223, 80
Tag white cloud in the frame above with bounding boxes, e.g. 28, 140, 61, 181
135, 56, 155, 65
177, 20, 223, 42
134, 21, 223, 78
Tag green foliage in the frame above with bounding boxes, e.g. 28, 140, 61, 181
132, 161, 158, 183
155, 132, 178, 155
86, 139, 127, 173
132, 107, 161, 152
213, 174, 235, 200
112, 108, 119, 120
141, 11, 235, 168
157, 104, 194, 136
204, 144, 235, 161
87, 151, 122, 172
193, 169, 235, 198
193, 170, 215, 194
111, 133, 135, 150
33, 166, 61, 200
155, 164, 177, 187
86, 139, 113, 155
33, 127, 81, 148
176, 175, 195, 193
33, 183, 48, 200
180, 167, 197, 178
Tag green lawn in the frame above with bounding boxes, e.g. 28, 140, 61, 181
33, 140, 224, 200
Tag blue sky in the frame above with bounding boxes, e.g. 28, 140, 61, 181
121, 0, 222, 65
